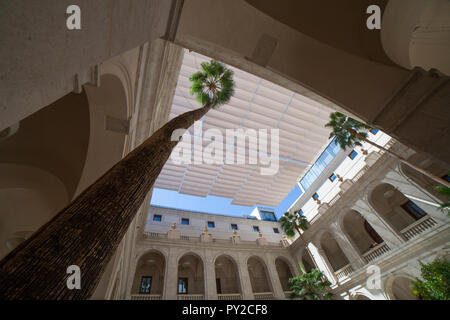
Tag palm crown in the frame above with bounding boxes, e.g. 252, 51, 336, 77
279, 210, 309, 238
325, 112, 371, 150
189, 60, 234, 107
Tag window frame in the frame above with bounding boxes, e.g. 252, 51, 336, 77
348, 150, 358, 160
139, 276, 152, 294
178, 277, 188, 294
273, 227, 280, 234
329, 173, 337, 182
253, 226, 260, 232
153, 214, 162, 222
231, 223, 238, 230
207, 221, 215, 228
312, 192, 319, 200
181, 218, 190, 225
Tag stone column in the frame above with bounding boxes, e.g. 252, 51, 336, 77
309, 242, 338, 284
163, 248, 179, 300
355, 200, 405, 248
204, 250, 217, 300
264, 255, 286, 299
330, 223, 365, 269
236, 253, 254, 299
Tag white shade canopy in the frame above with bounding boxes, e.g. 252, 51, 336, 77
154, 50, 334, 207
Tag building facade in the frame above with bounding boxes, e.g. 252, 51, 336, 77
121, 136, 449, 300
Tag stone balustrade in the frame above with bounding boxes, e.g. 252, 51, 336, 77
130, 294, 162, 300
401, 215, 438, 241
362, 242, 391, 263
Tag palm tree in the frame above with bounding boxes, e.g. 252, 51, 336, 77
0, 60, 234, 299
325, 112, 450, 188
288, 265, 333, 300
279, 210, 317, 270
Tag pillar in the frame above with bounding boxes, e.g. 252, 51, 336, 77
330, 223, 365, 270
204, 250, 217, 300
163, 248, 179, 300
237, 254, 254, 299
265, 255, 286, 299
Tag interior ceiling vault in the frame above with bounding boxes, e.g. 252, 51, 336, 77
154, 50, 334, 207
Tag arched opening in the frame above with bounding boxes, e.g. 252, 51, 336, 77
177, 253, 205, 298
355, 294, 371, 300
215, 255, 241, 296
131, 250, 165, 297
275, 257, 294, 291
370, 183, 428, 233
320, 232, 350, 272
400, 154, 449, 203
391, 276, 418, 300
247, 256, 272, 296
301, 250, 314, 273
342, 210, 384, 254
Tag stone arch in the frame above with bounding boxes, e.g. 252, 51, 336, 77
214, 254, 241, 295
341, 209, 384, 254
75, 73, 130, 197
385, 274, 418, 300
131, 249, 166, 295
319, 231, 350, 272
274, 256, 295, 291
247, 255, 273, 294
399, 153, 449, 203
0, 164, 69, 259
177, 251, 205, 296
369, 182, 428, 233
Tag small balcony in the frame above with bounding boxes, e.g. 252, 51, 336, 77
130, 294, 162, 300
400, 215, 438, 241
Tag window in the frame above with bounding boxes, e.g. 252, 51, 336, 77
401, 200, 427, 221
312, 192, 319, 200
231, 224, 238, 230
178, 278, 188, 294
369, 128, 379, 135
207, 221, 215, 228
329, 173, 337, 182
273, 227, 280, 234
298, 209, 304, 216
181, 218, 189, 225
348, 150, 358, 160
442, 174, 450, 182
140, 276, 152, 294
253, 226, 260, 232
260, 210, 276, 221
153, 214, 162, 222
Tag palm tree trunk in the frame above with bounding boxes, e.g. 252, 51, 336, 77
348, 129, 450, 188
0, 102, 214, 299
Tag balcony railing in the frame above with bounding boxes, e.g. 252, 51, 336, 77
217, 293, 242, 300
335, 264, 354, 281
143, 232, 168, 239
362, 242, 390, 263
401, 215, 438, 241
130, 294, 162, 300
177, 294, 204, 300
254, 292, 275, 300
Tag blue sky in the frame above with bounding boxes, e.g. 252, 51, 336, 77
150, 184, 302, 220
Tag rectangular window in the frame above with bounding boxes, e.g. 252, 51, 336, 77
442, 174, 450, 182
329, 173, 337, 182
273, 227, 280, 234
299, 209, 304, 215
153, 214, 162, 222
253, 226, 260, 232
140, 276, 152, 294
348, 150, 358, 160
207, 221, 215, 228
369, 128, 379, 135
231, 224, 238, 230
312, 192, 319, 200
181, 218, 189, 225
401, 200, 427, 221
178, 278, 188, 294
